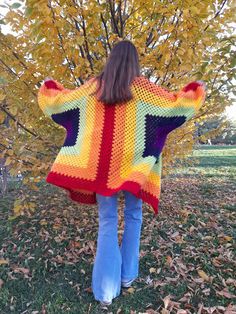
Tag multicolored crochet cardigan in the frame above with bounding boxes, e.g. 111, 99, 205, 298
37, 76, 206, 215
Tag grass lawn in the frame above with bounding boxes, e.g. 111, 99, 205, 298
0, 145, 235, 313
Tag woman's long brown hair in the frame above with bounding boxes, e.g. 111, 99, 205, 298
90, 39, 141, 105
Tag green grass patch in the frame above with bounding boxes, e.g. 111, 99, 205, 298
0, 144, 235, 313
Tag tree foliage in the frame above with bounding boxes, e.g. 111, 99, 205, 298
0, 0, 235, 217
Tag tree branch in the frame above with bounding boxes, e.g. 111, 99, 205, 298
204, 0, 228, 32
0, 101, 60, 151
108, 0, 121, 36
0, 58, 37, 97
118, 0, 124, 38
47, 0, 80, 86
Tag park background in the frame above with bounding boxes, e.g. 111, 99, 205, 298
0, 0, 235, 313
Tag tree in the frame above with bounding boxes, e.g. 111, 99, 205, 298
198, 113, 236, 145
0, 0, 235, 217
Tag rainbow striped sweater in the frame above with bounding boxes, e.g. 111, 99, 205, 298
37, 76, 206, 215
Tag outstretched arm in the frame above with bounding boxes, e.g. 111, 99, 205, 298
174, 80, 206, 118
163, 80, 207, 132
37, 77, 68, 119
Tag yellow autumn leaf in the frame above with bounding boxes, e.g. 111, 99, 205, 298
0, 111, 5, 124
13, 205, 22, 215
127, 287, 135, 293
4, 157, 12, 166
0, 259, 9, 265
0, 92, 6, 102
53, 223, 61, 230
224, 236, 233, 242
198, 270, 210, 281
190, 7, 200, 14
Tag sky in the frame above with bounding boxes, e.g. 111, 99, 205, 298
0, 1, 235, 121
225, 100, 236, 121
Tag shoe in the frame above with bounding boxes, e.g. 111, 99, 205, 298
100, 300, 112, 309
121, 278, 135, 288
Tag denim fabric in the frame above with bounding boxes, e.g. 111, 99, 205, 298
92, 190, 143, 303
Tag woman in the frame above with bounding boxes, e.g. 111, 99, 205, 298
38, 39, 206, 308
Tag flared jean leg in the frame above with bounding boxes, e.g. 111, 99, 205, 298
120, 191, 143, 282
92, 193, 121, 303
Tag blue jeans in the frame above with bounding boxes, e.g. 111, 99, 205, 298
92, 190, 143, 303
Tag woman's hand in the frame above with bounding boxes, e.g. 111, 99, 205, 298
43, 77, 62, 90
196, 80, 206, 89
183, 80, 206, 92
44, 77, 53, 82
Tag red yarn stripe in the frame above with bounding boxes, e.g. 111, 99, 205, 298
182, 81, 201, 92
44, 80, 61, 90
95, 104, 116, 184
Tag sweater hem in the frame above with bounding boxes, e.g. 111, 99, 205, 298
45, 171, 159, 216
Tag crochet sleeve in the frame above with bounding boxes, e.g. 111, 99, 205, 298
166, 81, 206, 132
37, 79, 67, 119
175, 81, 206, 118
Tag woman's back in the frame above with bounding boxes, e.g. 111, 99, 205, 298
38, 75, 205, 215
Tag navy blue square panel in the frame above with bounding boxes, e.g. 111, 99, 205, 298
142, 114, 186, 159
51, 108, 80, 147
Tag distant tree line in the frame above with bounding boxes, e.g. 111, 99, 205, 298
197, 114, 236, 145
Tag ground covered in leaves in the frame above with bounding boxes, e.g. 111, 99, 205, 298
0, 145, 235, 314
